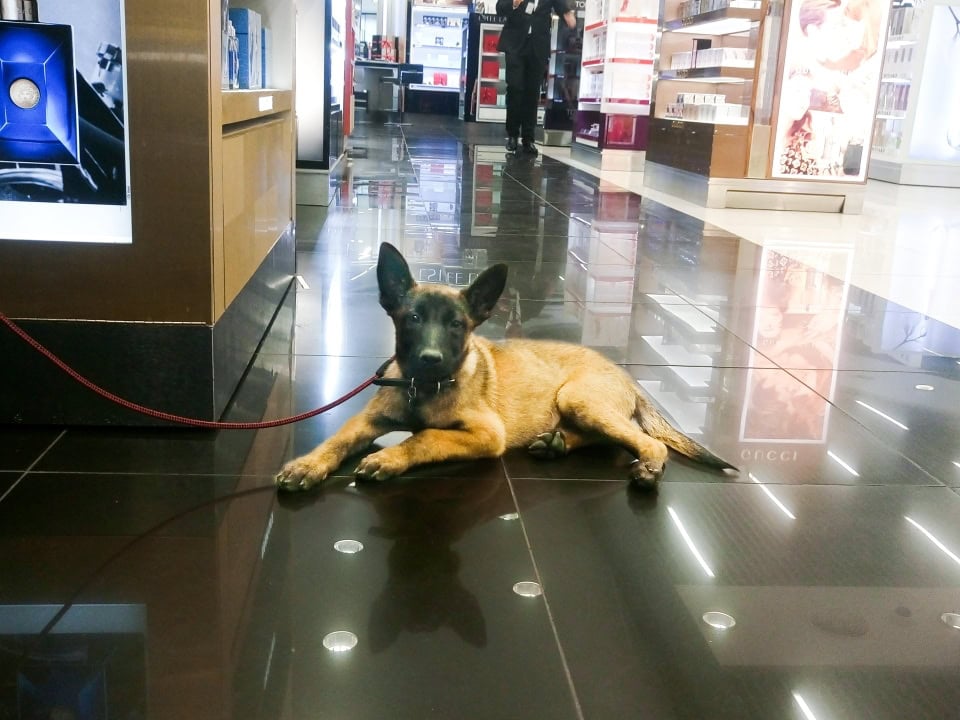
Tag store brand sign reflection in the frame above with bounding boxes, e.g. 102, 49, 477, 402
416, 264, 482, 287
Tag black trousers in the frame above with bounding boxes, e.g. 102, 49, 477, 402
504, 42, 545, 143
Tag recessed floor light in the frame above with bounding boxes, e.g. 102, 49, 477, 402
702, 611, 736, 629
334, 540, 364, 554
323, 631, 358, 652
513, 581, 543, 598
941, 612, 960, 630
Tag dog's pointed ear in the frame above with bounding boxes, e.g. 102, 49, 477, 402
377, 242, 416, 313
462, 264, 508, 325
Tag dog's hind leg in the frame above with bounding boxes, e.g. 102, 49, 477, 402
527, 427, 595, 459
556, 380, 668, 490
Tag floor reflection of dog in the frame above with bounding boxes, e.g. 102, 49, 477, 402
365, 468, 508, 651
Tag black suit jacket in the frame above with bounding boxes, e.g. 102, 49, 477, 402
495, 0, 574, 63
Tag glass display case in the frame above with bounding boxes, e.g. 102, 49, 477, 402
869, 0, 960, 187
644, 0, 891, 213
572, 0, 659, 168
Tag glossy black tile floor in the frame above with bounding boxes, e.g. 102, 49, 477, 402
3, 116, 960, 719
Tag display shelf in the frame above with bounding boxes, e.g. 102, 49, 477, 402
409, 5, 468, 93
663, 4, 761, 33
474, 20, 507, 123
868, 0, 960, 187
222, 88, 293, 125
572, 0, 657, 165
0, 0, 299, 425
644, 0, 887, 212
658, 67, 753, 82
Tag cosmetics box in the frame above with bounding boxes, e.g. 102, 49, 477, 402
229, 8, 263, 89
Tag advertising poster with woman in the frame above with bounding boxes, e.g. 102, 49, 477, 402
771, 0, 890, 181
0, 0, 130, 243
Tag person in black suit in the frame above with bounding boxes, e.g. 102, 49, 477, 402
495, 0, 576, 156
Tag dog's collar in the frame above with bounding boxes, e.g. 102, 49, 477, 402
372, 358, 456, 401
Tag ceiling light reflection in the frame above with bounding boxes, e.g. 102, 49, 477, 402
499, 513, 520, 521
702, 611, 736, 629
905, 516, 960, 569
513, 581, 543, 597
915, 384, 934, 391
792, 693, 819, 720
855, 400, 909, 430
827, 450, 860, 477
748, 473, 796, 520
941, 612, 960, 630
667, 506, 715, 578
334, 539, 364, 554
323, 630, 358, 653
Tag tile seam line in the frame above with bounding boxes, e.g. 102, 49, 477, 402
503, 458, 587, 720
0, 429, 67, 505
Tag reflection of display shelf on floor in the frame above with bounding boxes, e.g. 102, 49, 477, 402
637, 380, 707, 435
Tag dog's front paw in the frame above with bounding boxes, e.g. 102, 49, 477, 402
528, 430, 567, 460
629, 459, 664, 492
275, 454, 336, 492
356, 447, 409, 482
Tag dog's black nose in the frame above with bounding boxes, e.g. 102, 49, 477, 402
419, 350, 443, 365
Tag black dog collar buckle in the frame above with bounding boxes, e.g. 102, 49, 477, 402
373, 358, 455, 405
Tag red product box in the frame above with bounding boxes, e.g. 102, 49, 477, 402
476, 164, 494, 182
481, 60, 500, 79
483, 33, 500, 52
480, 86, 497, 105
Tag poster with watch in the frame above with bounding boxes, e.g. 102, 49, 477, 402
770, 0, 891, 182
0, 0, 131, 243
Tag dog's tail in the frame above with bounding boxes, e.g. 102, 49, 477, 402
635, 394, 738, 472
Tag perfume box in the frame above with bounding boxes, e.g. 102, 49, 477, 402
0, 20, 79, 164
228, 8, 262, 89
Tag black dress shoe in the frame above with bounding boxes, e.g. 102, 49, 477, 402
506, 137, 519, 153
520, 141, 539, 156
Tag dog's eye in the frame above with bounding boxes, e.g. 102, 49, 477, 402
450, 319, 465, 329
409, 313, 422, 324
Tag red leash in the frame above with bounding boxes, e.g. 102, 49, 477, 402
0, 310, 381, 430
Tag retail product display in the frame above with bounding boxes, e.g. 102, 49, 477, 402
409, 4, 467, 94
645, 0, 889, 212
868, 0, 960, 187
474, 18, 506, 122
0, 0, 132, 242
573, 0, 658, 162
222, 4, 272, 90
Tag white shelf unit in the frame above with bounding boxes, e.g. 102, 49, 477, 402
574, 0, 658, 162
476, 21, 507, 122
409, 5, 468, 92
868, 0, 960, 187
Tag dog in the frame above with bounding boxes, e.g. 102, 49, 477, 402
275, 242, 736, 491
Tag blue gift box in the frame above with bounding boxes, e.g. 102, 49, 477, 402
228, 8, 262, 90
0, 20, 79, 165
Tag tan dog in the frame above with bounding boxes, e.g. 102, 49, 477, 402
276, 242, 735, 491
